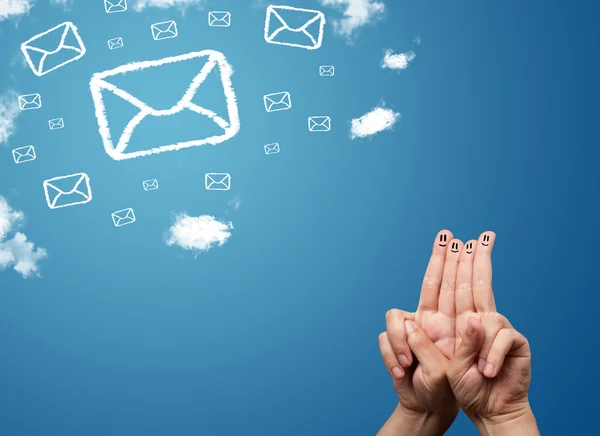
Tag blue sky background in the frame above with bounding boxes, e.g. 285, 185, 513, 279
0, 0, 599, 434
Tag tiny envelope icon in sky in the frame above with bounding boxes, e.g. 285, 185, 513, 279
89, 50, 240, 160
21, 22, 86, 77
209, 11, 231, 27
264, 5, 326, 50
43, 173, 92, 209
205, 173, 231, 191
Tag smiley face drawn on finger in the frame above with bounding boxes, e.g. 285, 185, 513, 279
439, 233, 448, 247
465, 242, 474, 254
482, 234, 491, 246
451, 241, 460, 253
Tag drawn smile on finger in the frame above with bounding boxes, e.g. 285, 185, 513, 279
439, 233, 448, 247
465, 242, 473, 254
482, 234, 490, 246
451, 242, 459, 253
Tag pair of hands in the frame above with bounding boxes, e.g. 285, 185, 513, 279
378, 231, 539, 436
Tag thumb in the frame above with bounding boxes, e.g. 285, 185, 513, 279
447, 317, 484, 381
404, 321, 447, 382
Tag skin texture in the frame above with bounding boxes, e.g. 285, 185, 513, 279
378, 231, 539, 436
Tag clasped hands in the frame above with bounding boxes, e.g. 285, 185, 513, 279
378, 231, 539, 436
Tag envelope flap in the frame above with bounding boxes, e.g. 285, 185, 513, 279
23, 23, 70, 54
45, 174, 86, 195
269, 7, 323, 32
210, 11, 230, 20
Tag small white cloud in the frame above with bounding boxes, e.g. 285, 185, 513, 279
165, 213, 233, 254
0, 90, 21, 145
50, 0, 72, 10
0, 197, 47, 278
228, 196, 241, 211
382, 49, 416, 71
132, 0, 205, 12
350, 106, 401, 139
320, 0, 385, 38
0, 0, 34, 21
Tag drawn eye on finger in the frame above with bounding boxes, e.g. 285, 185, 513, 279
439, 233, 448, 247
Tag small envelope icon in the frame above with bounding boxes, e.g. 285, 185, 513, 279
205, 173, 231, 191
209, 11, 231, 27
90, 50, 240, 160
151, 21, 178, 41
43, 173, 92, 209
21, 22, 86, 77
105, 0, 127, 13
12, 145, 36, 164
108, 37, 124, 50
319, 66, 334, 76
264, 5, 326, 50
112, 208, 136, 227
143, 179, 159, 191
308, 116, 331, 132
18, 93, 42, 111
264, 143, 280, 155
264, 91, 292, 112
48, 118, 65, 130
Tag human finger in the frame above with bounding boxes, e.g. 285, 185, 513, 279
418, 230, 453, 311
405, 320, 447, 382
438, 239, 462, 317
481, 328, 530, 378
447, 317, 484, 383
385, 310, 414, 368
379, 332, 406, 380
456, 240, 476, 316
473, 231, 497, 312
476, 314, 512, 374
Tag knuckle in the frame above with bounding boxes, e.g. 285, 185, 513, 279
440, 280, 456, 293
422, 276, 440, 291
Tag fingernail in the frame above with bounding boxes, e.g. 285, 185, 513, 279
467, 319, 476, 335
398, 354, 410, 367
391, 366, 404, 379
484, 362, 495, 378
478, 359, 486, 373
405, 320, 417, 334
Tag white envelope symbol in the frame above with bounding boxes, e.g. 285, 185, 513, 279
264, 143, 280, 155
205, 173, 231, 191
264, 5, 326, 50
49, 118, 65, 130
143, 179, 159, 191
18, 93, 42, 111
43, 173, 92, 209
112, 208, 136, 227
264, 91, 292, 112
151, 21, 178, 41
12, 145, 36, 164
308, 116, 331, 132
107, 37, 124, 50
89, 50, 240, 161
21, 22, 86, 77
319, 66, 334, 76
209, 11, 231, 27
105, 0, 127, 13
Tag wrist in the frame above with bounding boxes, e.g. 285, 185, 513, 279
474, 402, 539, 436
377, 403, 456, 436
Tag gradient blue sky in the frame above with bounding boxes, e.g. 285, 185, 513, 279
0, 0, 598, 434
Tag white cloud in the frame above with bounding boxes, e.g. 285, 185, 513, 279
0, 90, 21, 145
165, 213, 233, 254
350, 106, 400, 139
0, 197, 47, 278
228, 196, 241, 211
132, 0, 205, 12
320, 0, 385, 38
50, 0, 72, 9
0, 0, 34, 21
382, 49, 416, 71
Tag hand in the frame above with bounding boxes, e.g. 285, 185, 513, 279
378, 230, 462, 435
447, 231, 539, 435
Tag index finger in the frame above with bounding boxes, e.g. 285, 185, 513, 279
418, 229, 453, 311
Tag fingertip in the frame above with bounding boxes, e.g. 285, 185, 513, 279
478, 231, 496, 251
434, 229, 453, 252
447, 239, 463, 258
461, 240, 477, 260
404, 320, 417, 334
391, 366, 405, 379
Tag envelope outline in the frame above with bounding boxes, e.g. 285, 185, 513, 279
112, 208, 136, 227
264, 5, 326, 50
12, 145, 36, 164
18, 93, 42, 111
21, 22, 86, 77
263, 91, 292, 112
264, 143, 280, 155
105, 0, 127, 13
151, 21, 178, 40
205, 173, 231, 191
209, 11, 231, 27
108, 37, 124, 50
143, 179, 159, 191
49, 118, 65, 130
43, 173, 92, 209
308, 116, 331, 132
319, 65, 334, 76
89, 50, 241, 160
